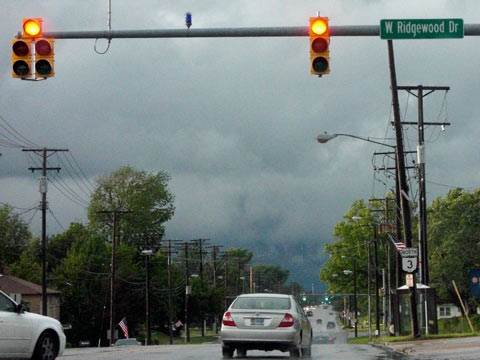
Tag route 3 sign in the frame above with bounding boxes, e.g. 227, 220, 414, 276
400, 248, 418, 273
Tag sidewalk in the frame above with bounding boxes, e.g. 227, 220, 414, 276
382, 335, 480, 359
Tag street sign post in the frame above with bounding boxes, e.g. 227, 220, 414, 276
401, 248, 418, 273
380, 19, 464, 39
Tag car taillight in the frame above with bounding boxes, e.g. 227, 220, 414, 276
279, 313, 294, 327
222, 311, 236, 327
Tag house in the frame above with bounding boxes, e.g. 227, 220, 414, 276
0, 273, 61, 320
437, 303, 462, 319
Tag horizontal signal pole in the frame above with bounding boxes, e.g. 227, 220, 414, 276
32, 24, 480, 40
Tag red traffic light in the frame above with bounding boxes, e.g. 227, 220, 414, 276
23, 18, 42, 38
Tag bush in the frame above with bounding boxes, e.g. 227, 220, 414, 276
443, 317, 460, 333
470, 314, 480, 331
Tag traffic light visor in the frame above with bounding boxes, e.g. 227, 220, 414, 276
23, 18, 42, 37
311, 19, 328, 35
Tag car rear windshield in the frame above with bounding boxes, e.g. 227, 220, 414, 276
231, 297, 291, 310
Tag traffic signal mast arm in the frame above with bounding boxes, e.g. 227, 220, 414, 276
32, 24, 480, 39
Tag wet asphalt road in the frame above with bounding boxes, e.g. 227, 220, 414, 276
58, 305, 406, 360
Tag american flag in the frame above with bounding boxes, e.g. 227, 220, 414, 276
118, 317, 129, 339
388, 233, 406, 252
175, 320, 183, 328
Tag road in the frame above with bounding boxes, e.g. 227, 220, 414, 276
57, 305, 480, 359
57, 305, 404, 360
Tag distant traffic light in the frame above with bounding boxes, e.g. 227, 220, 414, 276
309, 17, 330, 76
12, 39, 32, 78
23, 18, 42, 38
35, 38, 54, 78
302, 296, 307, 302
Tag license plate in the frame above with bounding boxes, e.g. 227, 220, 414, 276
251, 318, 264, 326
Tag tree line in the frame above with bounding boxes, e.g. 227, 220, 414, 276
320, 188, 480, 319
0, 166, 300, 346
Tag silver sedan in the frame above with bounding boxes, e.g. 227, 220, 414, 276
220, 293, 312, 358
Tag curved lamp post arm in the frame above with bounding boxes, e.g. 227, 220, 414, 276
316, 132, 395, 148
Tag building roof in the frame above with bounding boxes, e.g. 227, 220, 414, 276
0, 274, 60, 295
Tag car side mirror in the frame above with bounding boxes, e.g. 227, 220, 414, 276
16, 303, 27, 313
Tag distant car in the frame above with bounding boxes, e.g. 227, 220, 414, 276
220, 293, 312, 358
313, 335, 329, 344
329, 312, 334, 316
0, 290, 66, 359
312, 333, 335, 344
323, 305, 328, 309
114, 338, 141, 346
306, 310, 314, 317
316, 318, 322, 324
326, 321, 336, 329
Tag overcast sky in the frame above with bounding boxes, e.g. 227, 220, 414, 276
1, 1, 479, 289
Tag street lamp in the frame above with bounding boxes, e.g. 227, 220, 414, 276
343, 268, 358, 338
141, 249, 154, 346
239, 276, 246, 293
353, 216, 380, 338
316, 132, 395, 148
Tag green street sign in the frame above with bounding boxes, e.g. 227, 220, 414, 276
380, 18, 464, 39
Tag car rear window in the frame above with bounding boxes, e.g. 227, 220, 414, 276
231, 297, 291, 310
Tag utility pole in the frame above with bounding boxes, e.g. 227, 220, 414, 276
144, 247, 152, 346
23, 147, 68, 316
237, 258, 242, 294
162, 240, 180, 345
397, 85, 450, 286
183, 242, 191, 342
191, 239, 209, 282
97, 209, 131, 346
353, 261, 358, 338
206, 245, 223, 288
387, 39, 419, 338
138, 232, 160, 346
223, 252, 228, 311
373, 225, 380, 337
134, 231, 162, 346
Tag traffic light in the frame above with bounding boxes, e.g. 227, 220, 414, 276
12, 39, 32, 78
23, 18, 42, 38
34, 38, 54, 78
309, 17, 330, 76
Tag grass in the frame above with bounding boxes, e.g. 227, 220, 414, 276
347, 331, 480, 345
154, 328, 219, 345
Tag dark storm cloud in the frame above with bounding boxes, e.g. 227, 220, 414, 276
1, 1, 479, 287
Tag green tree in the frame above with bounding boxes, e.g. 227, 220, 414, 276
428, 188, 480, 311
9, 248, 41, 284
253, 264, 290, 293
0, 204, 32, 272
319, 200, 390, 316
53, 226, 110, 346
88, 167, 175, 245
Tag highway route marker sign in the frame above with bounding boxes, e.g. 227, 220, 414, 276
401, 248, 418, 273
